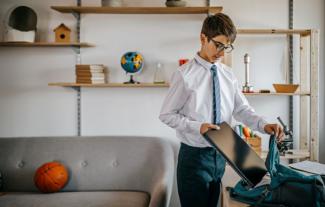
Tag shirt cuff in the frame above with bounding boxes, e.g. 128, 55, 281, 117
188, 121, 203, 135
258, 119, 269, 134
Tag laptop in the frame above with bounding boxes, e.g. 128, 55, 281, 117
203, 122, 268, 187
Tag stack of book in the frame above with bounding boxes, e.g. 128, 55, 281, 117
75, 64, 106, 84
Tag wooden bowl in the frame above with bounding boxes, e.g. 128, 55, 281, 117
273, 84, 299, 93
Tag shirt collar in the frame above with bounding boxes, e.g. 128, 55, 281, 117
194, 52, 220, 71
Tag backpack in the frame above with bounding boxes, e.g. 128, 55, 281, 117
228, 135, 325, 207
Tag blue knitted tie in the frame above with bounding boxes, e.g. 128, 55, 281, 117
211, 65, 221, 125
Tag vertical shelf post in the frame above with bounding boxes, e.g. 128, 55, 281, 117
299, 33, 309, 151
74, 0, 82, 136
207, 0, 211, 16
310, 29, 319, 161
288, 0, 294, 144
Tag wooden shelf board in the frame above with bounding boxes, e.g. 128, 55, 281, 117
48, 82, 169, 87
238, 29, 311, 36
0, 42, 94, 47
49, 83, 311, 95
51, 6, 222, 14
244, 92, 311, 96
261, 149, 310, 160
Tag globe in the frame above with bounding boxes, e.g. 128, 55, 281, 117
121, 52, 144, 84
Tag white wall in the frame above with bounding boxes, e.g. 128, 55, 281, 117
0, 0, 324, 206
0, 0, 78, 136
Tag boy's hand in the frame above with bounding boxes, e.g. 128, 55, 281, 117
200, 123, 220, 135
264, 124, 285, 141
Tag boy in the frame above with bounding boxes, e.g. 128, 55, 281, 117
159, 13, 284, 207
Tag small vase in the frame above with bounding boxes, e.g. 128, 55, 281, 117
153, 62, 166, 84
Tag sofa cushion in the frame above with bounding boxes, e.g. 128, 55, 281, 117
0, 191, 150, 207
0, 137, 171, 193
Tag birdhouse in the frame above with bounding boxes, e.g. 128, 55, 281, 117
54, 23, 71, 43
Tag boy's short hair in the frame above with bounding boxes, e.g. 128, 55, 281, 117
201, 13, 237, 43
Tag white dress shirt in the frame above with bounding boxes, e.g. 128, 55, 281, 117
159, 53, 268, 148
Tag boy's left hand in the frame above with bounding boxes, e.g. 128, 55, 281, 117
264, 124, 285, 141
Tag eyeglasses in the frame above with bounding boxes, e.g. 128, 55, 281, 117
208, 38, 234, 53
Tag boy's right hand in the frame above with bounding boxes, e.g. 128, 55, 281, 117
200, 123, 220, 135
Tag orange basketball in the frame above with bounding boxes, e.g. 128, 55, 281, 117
34, 161, 69, 193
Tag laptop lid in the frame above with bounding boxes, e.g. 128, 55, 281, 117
203, 122, 267, 187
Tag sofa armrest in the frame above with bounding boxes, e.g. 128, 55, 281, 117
148, 140, 175, 207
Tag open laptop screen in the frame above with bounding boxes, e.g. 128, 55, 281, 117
203, 122, 267, 187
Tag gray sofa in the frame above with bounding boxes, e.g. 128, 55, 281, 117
0, 136, 175, 207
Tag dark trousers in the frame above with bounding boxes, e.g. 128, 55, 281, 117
177, 142, 226, 207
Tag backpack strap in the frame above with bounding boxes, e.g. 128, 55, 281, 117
251, 188, 289, 207
254, 188, 269, 205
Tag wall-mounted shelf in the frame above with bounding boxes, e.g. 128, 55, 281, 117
261, 149, 310, 160
237, 29, 311, 36
48, 82, 310, 95
0, 42, 94, 47
51, 6, 222, 14
48, 82, 169, 88
243, 92, 310, 96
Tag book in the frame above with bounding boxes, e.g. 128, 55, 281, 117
76, 68, 105, 73
75, 64, 105, 73
76, 73, 105, 78
75, 64, 108, 84
76, 77, 105, 81
76, 79, 105, 84
75, 64, 104, 70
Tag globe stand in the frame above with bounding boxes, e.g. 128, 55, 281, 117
124, 75, 140, 84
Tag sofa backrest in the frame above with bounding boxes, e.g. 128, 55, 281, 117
0, 136, 173, 192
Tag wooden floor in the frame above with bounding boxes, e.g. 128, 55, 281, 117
223, 191, 249, 207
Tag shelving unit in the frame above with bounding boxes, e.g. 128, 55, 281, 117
47, 4, 222, 136
229, 29, 319, 161
45, 4, 319, 161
